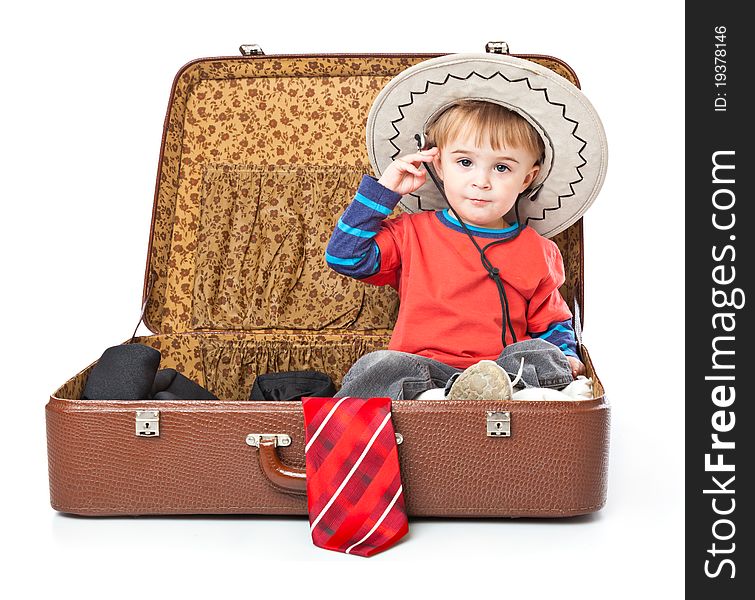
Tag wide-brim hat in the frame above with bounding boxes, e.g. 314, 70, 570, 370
365, 53, 608, 238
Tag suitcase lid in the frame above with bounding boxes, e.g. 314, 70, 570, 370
141, 49, 585, 335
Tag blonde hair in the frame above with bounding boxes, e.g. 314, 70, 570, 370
425, 100, 545, 164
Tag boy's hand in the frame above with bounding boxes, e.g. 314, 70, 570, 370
377, 148, 439, 195
566, 356, 586, 379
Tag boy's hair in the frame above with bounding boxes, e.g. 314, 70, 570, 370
426, 100, 545, 165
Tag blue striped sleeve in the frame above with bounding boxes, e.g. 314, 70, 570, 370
530, 319, 579, 358
325, 175, 400, 279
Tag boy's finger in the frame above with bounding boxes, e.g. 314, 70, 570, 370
401, 152, 436, 164
400, 161, 425, 175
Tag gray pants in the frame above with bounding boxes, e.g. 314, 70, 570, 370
335, 338, 574, 400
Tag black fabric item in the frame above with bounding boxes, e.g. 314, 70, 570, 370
82, 344, 161, 400
151, 368, 177, 396
250, 371, 336, 401
152, 369, 218, 400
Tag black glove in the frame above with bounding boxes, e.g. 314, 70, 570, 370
151, 368, 218, 400
83, 343, 216, 400
82, 344, 161, 400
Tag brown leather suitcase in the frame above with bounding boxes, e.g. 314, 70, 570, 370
46, 45, 609, 518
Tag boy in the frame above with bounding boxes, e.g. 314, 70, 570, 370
326, 100, 584, 401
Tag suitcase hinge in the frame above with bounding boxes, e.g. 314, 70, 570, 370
486, 411, 511, 437
239, 44, 265, 56
485, 41, 510, 55
135, 411, 160, 437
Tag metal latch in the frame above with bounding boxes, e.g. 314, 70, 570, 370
485, 41, 510, 55
135, 411, 160, 437
239, 44, 265, 56
486, 411, 511, 437
245, 432, 404, 447
246, 434, 292, 448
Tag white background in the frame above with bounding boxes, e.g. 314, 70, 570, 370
1, 1, 685, 597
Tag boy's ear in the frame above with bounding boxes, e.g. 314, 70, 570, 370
431, 152, 444, 181
520, 164, 541, 192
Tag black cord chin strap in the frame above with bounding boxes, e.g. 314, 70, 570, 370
415, 136, 527, 349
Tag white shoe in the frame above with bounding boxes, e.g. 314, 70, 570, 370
560, 376, 594, 399
413, 387, 447, 400
510, 376, 594, 401
512, 387, 571, 400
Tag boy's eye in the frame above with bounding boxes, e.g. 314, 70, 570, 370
495, 164, 510, 173
458, 158, 472, 167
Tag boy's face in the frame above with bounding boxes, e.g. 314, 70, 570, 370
432, 130, 541, 229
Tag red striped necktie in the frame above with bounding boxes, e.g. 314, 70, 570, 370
302, 396, 409, 557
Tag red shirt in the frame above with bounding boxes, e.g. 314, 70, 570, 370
362, 211, 572, 369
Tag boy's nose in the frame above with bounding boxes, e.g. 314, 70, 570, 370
472, 172, 491, 189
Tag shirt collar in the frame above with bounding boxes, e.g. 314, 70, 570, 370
436, 209, 521, 239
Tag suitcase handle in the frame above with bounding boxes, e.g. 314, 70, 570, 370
252, 430, 403, 495
257, 436, 307, 495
